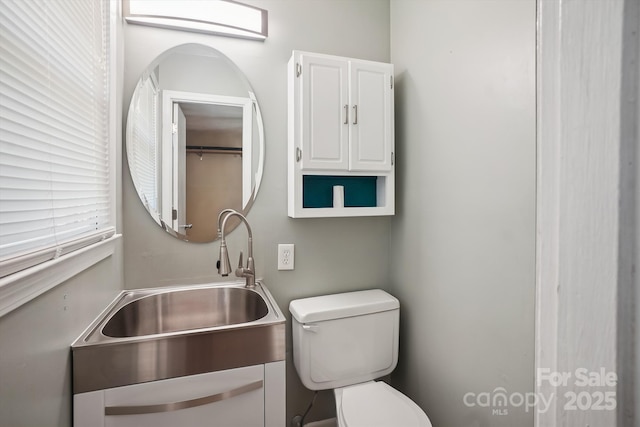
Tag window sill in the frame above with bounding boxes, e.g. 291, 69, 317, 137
0, 234, 121, 318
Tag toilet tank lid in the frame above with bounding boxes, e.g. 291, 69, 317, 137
289, 289, 399, 323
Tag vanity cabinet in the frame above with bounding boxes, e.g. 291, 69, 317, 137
288, 50, 395, 218
74, 362, 285, 427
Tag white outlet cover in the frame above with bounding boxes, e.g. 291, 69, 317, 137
278, 243, 295, 270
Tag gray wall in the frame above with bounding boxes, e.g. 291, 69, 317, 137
620, 0, 639, 422
389, 1, 536, 427
122, 0, 392, 423
0, 257, 124, 427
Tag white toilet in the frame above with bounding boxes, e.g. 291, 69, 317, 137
290, 289, 433, 427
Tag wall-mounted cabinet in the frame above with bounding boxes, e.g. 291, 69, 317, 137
288, 51, 395, 218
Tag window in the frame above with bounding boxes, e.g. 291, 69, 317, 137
0, 0, 117, 313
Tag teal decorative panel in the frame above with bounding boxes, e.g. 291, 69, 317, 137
303, 176, 377, 208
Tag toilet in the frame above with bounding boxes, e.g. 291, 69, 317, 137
290, 289, 433, 427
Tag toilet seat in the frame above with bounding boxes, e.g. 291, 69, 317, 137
335, 381, 432, 427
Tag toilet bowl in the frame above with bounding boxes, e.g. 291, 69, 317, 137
289, 289, 433, 427
335, 381, 432, 427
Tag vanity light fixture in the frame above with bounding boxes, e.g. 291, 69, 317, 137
123, 0, 268, 41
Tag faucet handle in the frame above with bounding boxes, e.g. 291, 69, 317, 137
237, 251, 244, 268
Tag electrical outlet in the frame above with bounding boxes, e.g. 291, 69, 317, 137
278, 243, 295, 270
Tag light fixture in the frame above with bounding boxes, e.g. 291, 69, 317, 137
123, 0, 268, 41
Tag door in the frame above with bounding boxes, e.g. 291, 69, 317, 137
349, 60, 393, 172
299, 53, 349, 171
172, 103, 187, 233
242, 100, 254, 207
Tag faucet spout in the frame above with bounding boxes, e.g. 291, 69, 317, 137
217, 208, 238, 239
217, 210, 256, 288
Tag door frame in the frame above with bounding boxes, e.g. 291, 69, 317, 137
535, 1, 637, 426
160, 90, 253, 231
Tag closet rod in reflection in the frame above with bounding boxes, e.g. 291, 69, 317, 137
186, 146, 242, 155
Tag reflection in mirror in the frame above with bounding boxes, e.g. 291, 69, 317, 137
126, 44, 264, 242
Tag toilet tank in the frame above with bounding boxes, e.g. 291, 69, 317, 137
289, 289, 400, 391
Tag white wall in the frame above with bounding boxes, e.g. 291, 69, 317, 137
122, 1, 392, 423
390, 1, 536, 426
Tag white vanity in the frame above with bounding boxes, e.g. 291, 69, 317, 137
72, 281, 285, 427
288, 50, 395, 218
75, 363, 285, 427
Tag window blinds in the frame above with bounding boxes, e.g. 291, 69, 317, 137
126, 73, 159, 214
0, 0, 114, 278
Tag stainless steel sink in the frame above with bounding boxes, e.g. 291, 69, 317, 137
101, 286, 269, 338
72, 281, 285, 394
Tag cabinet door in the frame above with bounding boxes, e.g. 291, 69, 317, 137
349, 61, 393, 172
299, 53, 349, 171
103, 365, 264, 427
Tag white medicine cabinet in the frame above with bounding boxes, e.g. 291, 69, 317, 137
288, 50, 395, 218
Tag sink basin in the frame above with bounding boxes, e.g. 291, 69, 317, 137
72, 281, 285, 394
102, 286, 269, 337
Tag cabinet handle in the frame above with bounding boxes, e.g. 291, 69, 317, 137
352, 105, 358, 125
296, 147, 302, 162
343, 104, 349, 124
104, 380, 263, 416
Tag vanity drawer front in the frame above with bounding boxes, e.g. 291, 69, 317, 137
75, 365, 265, 427
104, 365, 264, 427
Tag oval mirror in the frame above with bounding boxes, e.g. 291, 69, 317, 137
126, 44, 264, 242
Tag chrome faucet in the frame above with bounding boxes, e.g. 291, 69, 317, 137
217, 209, 256, 288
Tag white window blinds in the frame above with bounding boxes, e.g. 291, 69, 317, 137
0, 0, 114, 278
126, 72, 159, 215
